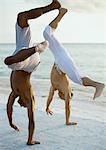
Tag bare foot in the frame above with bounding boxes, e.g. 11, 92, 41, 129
93, 83, 105, 100
66, 122, 77, 126
36, 41, 49, 53
59, 8, 68, 15
51, 0, 61, 10
27, 140, 40, 145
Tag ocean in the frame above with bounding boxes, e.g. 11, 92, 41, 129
0, 43, 106, 105
0, 43, 106, 81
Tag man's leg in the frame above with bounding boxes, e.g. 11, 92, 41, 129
81, 77, 105, 99
4, 41, 49, 65
5, 47, 35, 65
4, 0, 61, 66
18, 0, 61, 28
49, 8, 68, 29
46, 8, 105, 100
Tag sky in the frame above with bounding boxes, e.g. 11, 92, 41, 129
0, 0, 106, 43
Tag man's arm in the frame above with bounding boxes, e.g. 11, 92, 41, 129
46, 86, 54, 115
65, 93, 77, 126
27, 101, 40, 145
7, 91, 19, 131
65, 94, 71, 125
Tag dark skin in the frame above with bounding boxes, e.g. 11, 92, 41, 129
7, 91, 19, 131
7, 71, 40, 145
5, 0, 61, 145
4, 0, 61, 66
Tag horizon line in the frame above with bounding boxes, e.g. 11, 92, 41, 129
0, 42, 106, 45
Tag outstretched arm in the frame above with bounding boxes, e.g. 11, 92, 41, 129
65, 94, 71, 125
65, 93, 77, 126
7, 91, 19, 131
27, 99, 40, 145
46, 86, 55, 115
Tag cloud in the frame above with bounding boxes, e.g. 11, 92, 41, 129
64, 0, 106, 12
26, 0, 106, 12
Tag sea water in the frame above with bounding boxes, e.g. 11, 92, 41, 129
0, 43, 106, 105
0, 43, 106, 81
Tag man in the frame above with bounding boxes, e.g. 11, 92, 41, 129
4, 0, 61, 145
46, 64, 77, 125
43, 8, 105, 101
43, 7, 105, 124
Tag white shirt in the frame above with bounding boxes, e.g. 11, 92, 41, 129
8, 23, 40, 73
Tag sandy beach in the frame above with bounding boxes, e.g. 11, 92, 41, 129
0, 77, 106, 150
0, 0, 106, 147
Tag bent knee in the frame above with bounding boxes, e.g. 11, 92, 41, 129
17, 12, 28, 28
4, 57, 9, 65
4, 56, 13, 65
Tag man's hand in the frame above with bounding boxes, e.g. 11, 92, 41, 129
10, 123, 20, 131
46, 108, 53, 115
66, 122, 77, 126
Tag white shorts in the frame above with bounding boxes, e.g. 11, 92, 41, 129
43, 25, 86, 85
8, 52, 40, 73
8, 23, 40, 73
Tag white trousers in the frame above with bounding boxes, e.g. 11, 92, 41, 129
43, 25, 85, 85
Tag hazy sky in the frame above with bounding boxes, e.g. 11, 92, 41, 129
0, 0, 106, 43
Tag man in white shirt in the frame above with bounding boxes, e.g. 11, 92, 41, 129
4, 0, 61, 145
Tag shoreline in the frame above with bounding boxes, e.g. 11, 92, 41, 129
0, 101, 106, 150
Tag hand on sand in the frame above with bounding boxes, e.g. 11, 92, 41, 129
27, 140, 40, 145
46, 108, 53, 115
10, 123, 20, 131
66, 122, 77, 126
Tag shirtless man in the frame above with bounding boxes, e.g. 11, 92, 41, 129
4, 0, 61, 145
43, 8, 105, 124
46, 64, 77, 125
